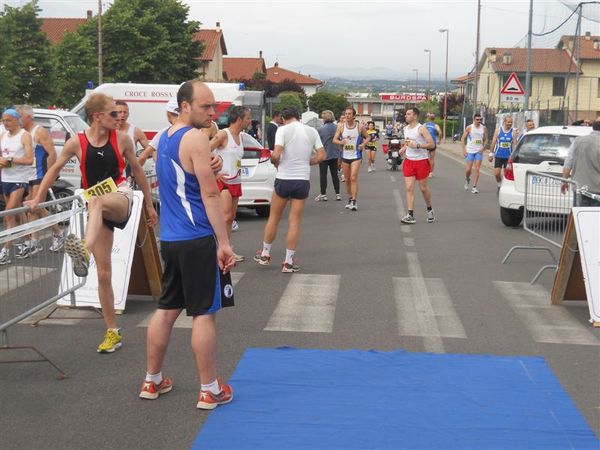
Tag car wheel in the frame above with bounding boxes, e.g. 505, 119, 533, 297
500, 206, 523, 227
255, 205, 270, 218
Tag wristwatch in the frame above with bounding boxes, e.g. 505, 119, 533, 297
6, 157, 13, 168
416, 143, 420, 149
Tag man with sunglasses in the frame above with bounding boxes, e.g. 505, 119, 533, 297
461, 113, 488, 194
26, 93, 158, 354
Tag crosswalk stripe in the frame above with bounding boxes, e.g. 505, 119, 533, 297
494, 281, 599, 346
264, 274, 340, 333
137, 272, 245, 329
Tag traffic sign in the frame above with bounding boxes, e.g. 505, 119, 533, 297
500, 72, 524, 104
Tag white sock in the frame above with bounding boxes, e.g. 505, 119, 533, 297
261, 242, 272, 257
145, 372, 162, 384
285, 249, 295, 264
201, 379, 221, 394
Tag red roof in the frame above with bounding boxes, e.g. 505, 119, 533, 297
193, 29, 227, 61
483, 47, 580, 74
41, 18, 88, 44
266, 65, 322, 86
451, 73, 476, 84
558, 35, 600, 60
223, 57, 266, 81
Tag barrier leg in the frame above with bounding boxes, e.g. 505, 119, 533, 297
0, 345, 68, 380
30, 305, 103, 327
530, 264, 558, 285
502, 245, 557, 264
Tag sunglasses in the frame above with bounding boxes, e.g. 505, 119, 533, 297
100, 110, 118, 118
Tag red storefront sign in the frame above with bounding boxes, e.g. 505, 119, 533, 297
379, 93, 427, 102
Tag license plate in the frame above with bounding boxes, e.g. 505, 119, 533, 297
241, 167, 250, 176
531, 175, 561, 186
391, 151, 399, 158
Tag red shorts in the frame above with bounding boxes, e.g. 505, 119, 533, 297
217, 179, 242, 198
402, 158, 431, 180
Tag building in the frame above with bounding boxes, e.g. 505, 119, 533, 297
41, 12, 91, 44
266, 63, 323, 97
474, 33, 600, 123
223, 52, 267, 81
193, 23, 227, 82
347, 93, 427, 126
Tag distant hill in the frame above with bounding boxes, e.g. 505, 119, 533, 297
293, 64, 462, 81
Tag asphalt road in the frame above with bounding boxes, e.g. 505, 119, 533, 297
1, 145, 598, 449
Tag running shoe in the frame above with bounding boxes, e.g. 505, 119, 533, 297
30, 241, 43, 256
49, 233, 65, 252
427, 209, 435, 223
367, 166, 373, 173
471, 186, 479, 194
65, 234, 90, 277
233, 253, 245, 263
197, 381, 233, 410
315, 194, 327, 202
97, 328, 122, 353
350, 200, 358, 211
372, 163, 376, 171
0, 247, 11, 265
253, 251, 271, 266
231, 220, 239, 232
464, 177, 470, 190
139, 377, 173, 400
345, 198, 353, 209
335, 194, 342, 201
400, 214, 416, 224
340, 173, 346, 182
15, 242, 32, 259
281, 261, 300, 273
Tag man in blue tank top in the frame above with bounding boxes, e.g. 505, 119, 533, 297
488, 115, 517, 192
140, 80, 237, 410
424, 113, 441, 177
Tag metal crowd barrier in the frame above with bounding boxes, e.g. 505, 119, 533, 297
0, 195, 86, 378
503, 171, 578, 284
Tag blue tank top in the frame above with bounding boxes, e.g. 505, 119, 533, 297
494, 127, 514, 159
33, 143, 48, 180
156, 126, 214, 242
425, 122, 438, 145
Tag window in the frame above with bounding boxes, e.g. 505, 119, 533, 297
36, 117, 69, 143
552, 77, 565, 97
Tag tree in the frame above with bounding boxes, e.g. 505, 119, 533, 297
0, 1, 53, 105
277, 92, 304, 113
438, 93, 464, 117
307, 91, 348, 119
53, 0, 204, 107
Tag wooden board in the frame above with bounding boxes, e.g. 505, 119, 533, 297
551, 213, 587, 304
127, 207, 162, 300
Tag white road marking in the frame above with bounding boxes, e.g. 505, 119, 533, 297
494, 281, 599, 346
137, 272, 245, 329
1, 265, 56, 296
390, 175, 397, 182
264, 274, 340, 333
393, 189, 411, 234
403, 237, 415, 247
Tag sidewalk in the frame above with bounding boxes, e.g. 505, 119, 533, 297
435, 141, 494, 174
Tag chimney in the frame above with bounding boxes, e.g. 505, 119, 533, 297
259, 50, 263, 59
216, 22, 221, 31
274, 62, 279, 67
489, 48, 497, 62
502, 52, 512, 65
584, 31, 591, 40
86, 10, 93, 19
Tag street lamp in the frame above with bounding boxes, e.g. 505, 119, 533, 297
439, 28, 449, 143
424, 49, 431, 100
412, 68, 418, 102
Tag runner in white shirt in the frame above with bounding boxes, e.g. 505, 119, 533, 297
116, 100, 149, 151
253, 107, 325, 273
461, 113, 488, 194
210, 106, 251, 262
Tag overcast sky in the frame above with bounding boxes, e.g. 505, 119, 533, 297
1, 0, 597, 77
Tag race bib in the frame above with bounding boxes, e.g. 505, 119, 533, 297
236, 159, 242, 169
343, 144, 355, 151
474, 139, 482, 145
500, 142, 511, 148
82, 177, 118, 202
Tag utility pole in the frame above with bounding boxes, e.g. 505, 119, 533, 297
439, 29, 449, 143
574, 3, 583, 121
413, 69, 419, 100
98, 0, 103, 85
524, 0, 533, 111
473, 0, 481, 114
424, 49, 431, 101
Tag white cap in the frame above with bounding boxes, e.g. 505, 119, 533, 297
165, 98, 179, 114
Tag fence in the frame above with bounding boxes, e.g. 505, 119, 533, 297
0, 195, 86, 378
502, 171, 581, 284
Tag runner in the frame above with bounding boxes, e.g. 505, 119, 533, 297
365, 121, 379, 172
488, 115, 517, 192
266, 110, 282, 151
399, 107, 436, 224
253, 107, 325, 272
139, 80, 235, 409
202, 120, 219, 140
15, 105, 64, 258
25, 93, 158, 353
315, 110, 341, 201
518, 118, 535, 142
0, 109, 33, 265
424, 113, 441, 178
333, 107, 369, 211
461, 113, 488, 194
116, 100, 149, 152
210, 105, 251, 262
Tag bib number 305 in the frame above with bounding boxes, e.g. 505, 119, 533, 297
83, 177, 118, 202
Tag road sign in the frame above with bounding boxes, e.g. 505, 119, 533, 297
500, 72, 524, 104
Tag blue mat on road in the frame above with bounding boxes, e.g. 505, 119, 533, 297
191, 348, 598, 450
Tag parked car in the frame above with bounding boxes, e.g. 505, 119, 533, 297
238, 133, 275, 217
498, 125, 593, 227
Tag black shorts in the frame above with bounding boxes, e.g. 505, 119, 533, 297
365, 145, 376, 152
341, 158, 361, 165
494, 157, 509, 169
274, 179, 310, 200
29, 178, 43, 186
158, 235, 234, 316
102, 190, 133, 231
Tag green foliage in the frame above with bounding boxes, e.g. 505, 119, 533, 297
0, 0, 53, 105
277, 92, 304, 113
438, 93, 464, 117
252, 71, 266, 80
307, 91, 349, 119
